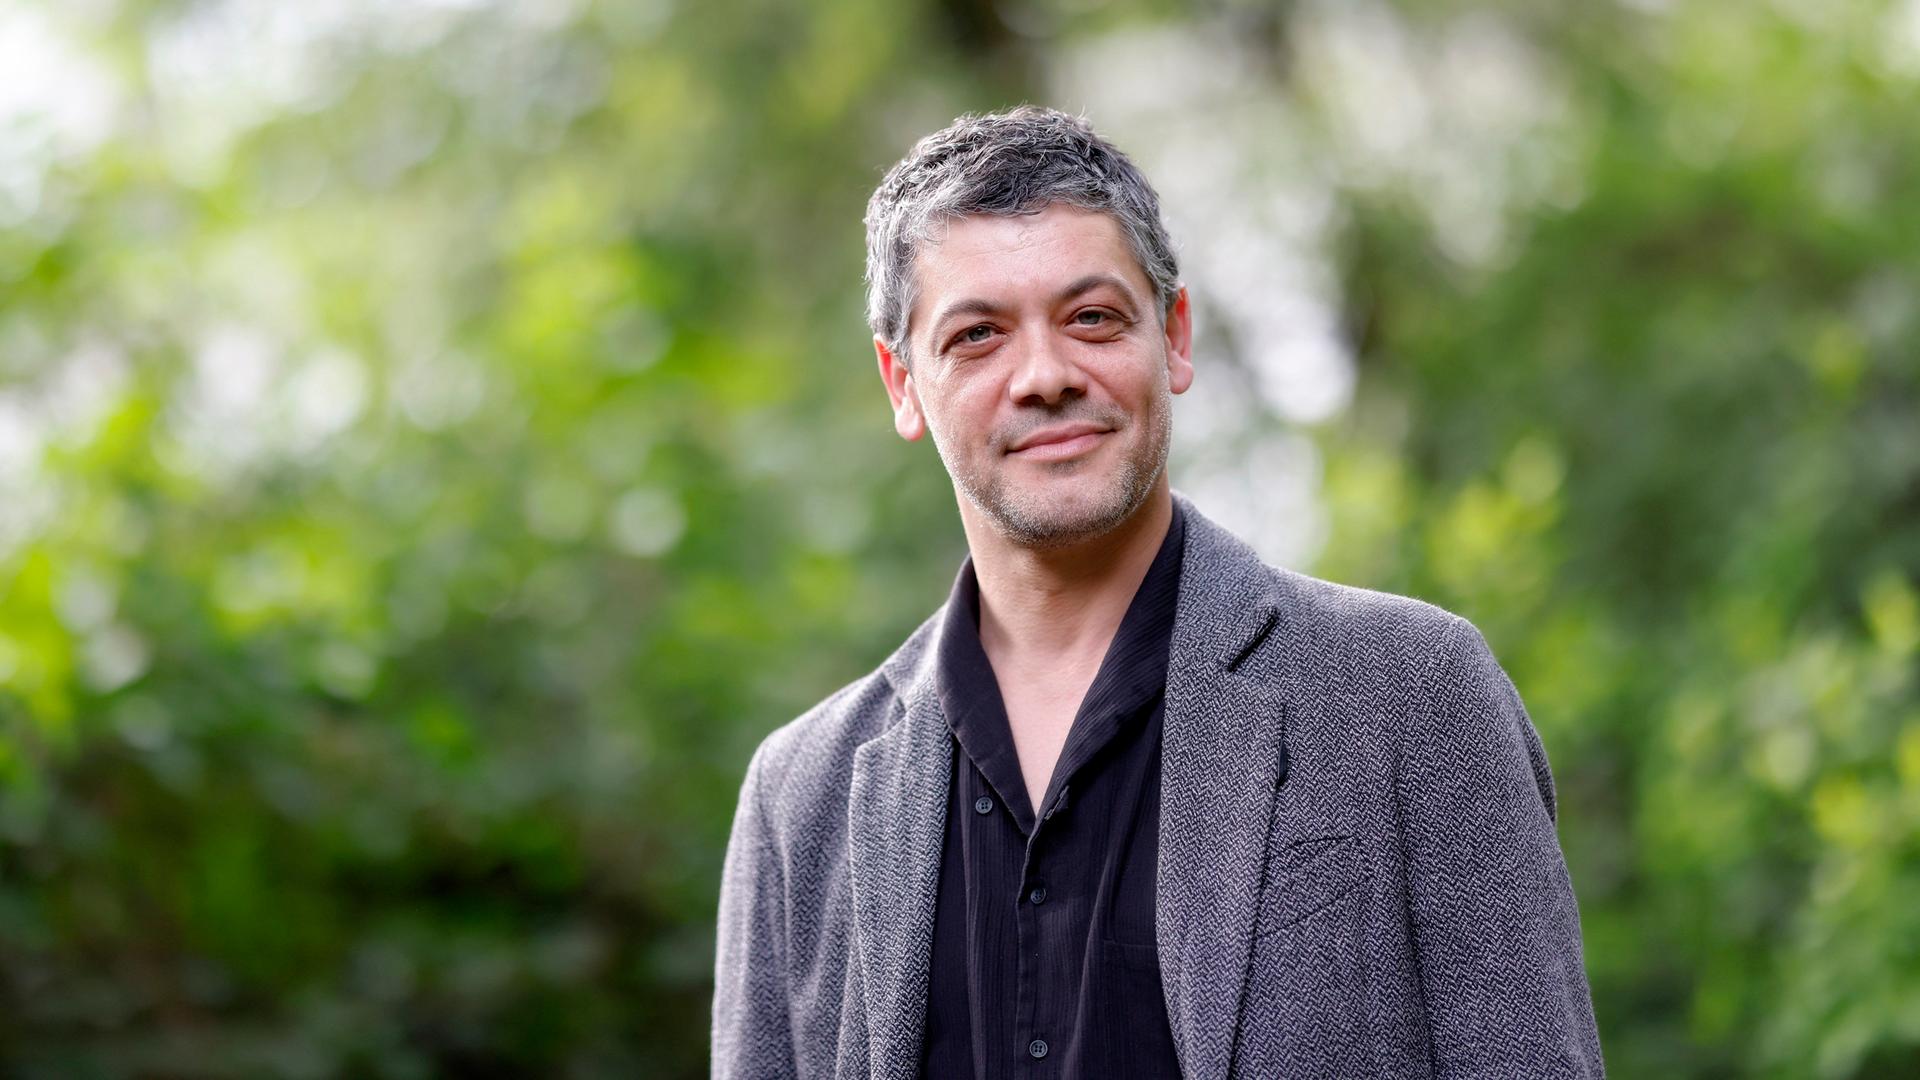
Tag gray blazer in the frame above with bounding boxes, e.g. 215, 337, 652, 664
713, 495, 1604, 1078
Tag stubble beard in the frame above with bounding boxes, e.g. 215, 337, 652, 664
930, 379, 1173, 551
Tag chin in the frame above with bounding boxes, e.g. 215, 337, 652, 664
979, 474, 1150, 550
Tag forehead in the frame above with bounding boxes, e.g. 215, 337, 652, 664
908, 205, 1151, 325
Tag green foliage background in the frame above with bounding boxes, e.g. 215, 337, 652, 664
1, 0, 1916, 1076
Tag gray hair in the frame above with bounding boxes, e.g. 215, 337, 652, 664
862, 105, 1181, 368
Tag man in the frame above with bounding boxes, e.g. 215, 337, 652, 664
713, 105, 1604, 1079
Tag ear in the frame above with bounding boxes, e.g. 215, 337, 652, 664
1164, 285, 1194, 395
875, 335, 926, 441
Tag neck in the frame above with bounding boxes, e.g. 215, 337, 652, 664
961, 480, 1174, 667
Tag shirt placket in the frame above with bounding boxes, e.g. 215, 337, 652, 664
1014, 780, 1071, 1074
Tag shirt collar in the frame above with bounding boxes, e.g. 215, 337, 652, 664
934, 500, 1188, 820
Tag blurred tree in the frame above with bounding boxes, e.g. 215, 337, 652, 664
0, 0, 1003, 1074
1304, 2, 1920, 1075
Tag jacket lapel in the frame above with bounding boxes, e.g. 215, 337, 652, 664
1157, 499, 1292, 1079
846, 674, 951, 1078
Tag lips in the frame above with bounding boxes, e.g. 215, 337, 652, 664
1007, 423, 1112, 461
1008, 423, 1110, 454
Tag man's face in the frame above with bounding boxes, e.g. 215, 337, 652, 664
876, 204, 1194, 549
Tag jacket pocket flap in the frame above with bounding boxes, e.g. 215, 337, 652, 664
1259, 834, 1365, 935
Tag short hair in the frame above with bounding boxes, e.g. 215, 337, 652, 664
862, 105, 1180, 368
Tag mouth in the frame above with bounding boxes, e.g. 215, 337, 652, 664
1007, 424, 1112, 461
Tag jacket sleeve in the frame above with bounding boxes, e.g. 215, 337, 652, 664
712, 740, 799, 1079
1396, 615, 1605, 1079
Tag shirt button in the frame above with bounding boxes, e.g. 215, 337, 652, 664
1028, 885, 1047, 905
973, 796, 994, 815
1028, 1038, 1049, 1059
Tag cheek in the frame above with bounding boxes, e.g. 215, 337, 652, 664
918, 383, 988, 447
939, 378, 1007, 433
1089, 354, 1165, 409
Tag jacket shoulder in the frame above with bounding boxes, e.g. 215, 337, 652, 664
743, 608, 941, 825
1177, 493, 1473, 665
1256, 564, 1545, 805
1265, 562, 1474, 664
751, 667, 897, 802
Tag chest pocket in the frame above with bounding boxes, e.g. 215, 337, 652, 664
1236, 832, 1374, 1076
1255, 833, 1367, 937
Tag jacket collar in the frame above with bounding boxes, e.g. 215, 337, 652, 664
848, 493, 1288, 1079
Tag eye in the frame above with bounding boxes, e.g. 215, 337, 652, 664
952, 324, 996, 348
1074, 309, 1109, 325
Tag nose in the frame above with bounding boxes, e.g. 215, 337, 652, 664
1006, 329, 1087, 407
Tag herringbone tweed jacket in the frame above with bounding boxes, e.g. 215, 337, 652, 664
713, 495, 1604, 1078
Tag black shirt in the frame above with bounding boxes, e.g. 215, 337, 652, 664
918, 504, 1187, 1079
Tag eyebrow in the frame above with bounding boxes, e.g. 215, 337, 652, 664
926, 272, 1142, 344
